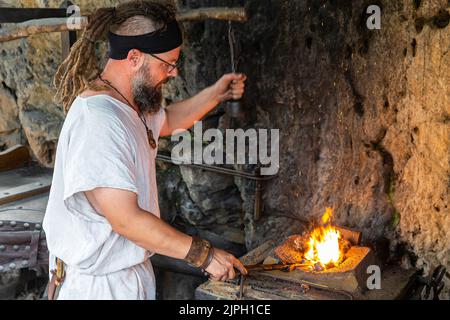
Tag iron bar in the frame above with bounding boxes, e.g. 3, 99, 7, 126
156, 154, 276, 221
156, 154, 275, 181
0, 8, 67, 23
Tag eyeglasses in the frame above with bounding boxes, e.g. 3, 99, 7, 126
148, 53, 179, 73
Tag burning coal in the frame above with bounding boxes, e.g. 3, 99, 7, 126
275, 208, 351, 271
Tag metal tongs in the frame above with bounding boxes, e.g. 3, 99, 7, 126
244, 262, 309, 273
234, 262, 309, 299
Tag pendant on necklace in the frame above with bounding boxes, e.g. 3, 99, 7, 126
147, 129, 157, 149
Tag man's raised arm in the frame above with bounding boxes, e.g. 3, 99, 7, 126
160, 73, 246, 136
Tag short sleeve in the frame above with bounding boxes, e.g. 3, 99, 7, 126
62, 103, 138, 222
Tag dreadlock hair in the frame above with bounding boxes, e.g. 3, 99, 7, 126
54, 0, 177, 113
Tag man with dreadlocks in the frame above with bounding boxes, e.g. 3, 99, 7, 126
43, 0, 247, 300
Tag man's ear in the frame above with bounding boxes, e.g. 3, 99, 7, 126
127, 49, 145, 70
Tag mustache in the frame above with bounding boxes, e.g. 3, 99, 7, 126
156, 77, 172, 87
142, 77, 170, 99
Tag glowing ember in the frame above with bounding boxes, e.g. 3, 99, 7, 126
304, 208, 343, 268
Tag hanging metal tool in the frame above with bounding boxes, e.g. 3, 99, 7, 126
226, 21, 245, 127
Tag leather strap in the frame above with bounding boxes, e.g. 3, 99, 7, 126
47, 258, 65, 300
184, 236, 211, 268
47, 272, 58, 300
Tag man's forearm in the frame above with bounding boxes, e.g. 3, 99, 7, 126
112, 207, 192, 260
164, 85, 219, 134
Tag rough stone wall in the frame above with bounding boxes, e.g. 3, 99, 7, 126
0, 0, 449, 297
0, 20, 62, 165
0, 0, 117, 165
174, 0, 450, 295
385, 2, 450, 277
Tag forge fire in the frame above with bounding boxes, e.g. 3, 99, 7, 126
274, 208, 353, 271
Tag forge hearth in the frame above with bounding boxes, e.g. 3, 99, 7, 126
250, 209, 376, 293
261, 223, 376, 292
195, 209, 421, 300
196, 239, 418, 300
261, 245, 375, 293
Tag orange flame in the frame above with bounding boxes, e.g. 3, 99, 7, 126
304, 208, 342, 268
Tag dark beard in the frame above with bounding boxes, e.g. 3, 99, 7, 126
131, 66, 166, 114
132, 81, 163, 114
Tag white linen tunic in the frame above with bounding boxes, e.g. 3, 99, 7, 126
43, 94, 166, 300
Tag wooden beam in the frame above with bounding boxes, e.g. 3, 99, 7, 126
60, 27, 77, 60
0, 180, 51, 206
335, 226, 362, 246
177, 7, 247, 22
0, 17, 87, 42
0, 145, 31, 172
0, 7, 247, 43
239, 240, 277, 265
77, 7, 248, 21
0, 17, 88, 42
60, 1, 78, 61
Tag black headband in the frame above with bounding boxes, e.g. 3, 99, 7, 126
108, 20, 183, 60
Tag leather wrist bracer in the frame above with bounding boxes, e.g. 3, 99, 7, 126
184, 236, 212, 268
